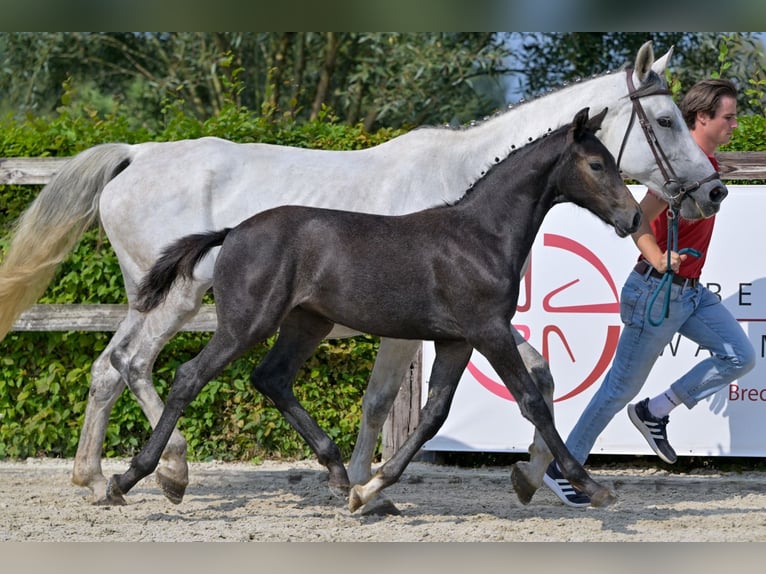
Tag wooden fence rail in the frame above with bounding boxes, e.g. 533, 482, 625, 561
3, 152, 765, 456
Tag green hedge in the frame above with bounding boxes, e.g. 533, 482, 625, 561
0, 87, 400, 462
725, 114, 766, 155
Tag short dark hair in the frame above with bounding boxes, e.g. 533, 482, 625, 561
680, 79, 738, 129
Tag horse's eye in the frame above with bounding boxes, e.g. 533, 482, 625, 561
657, 117, 672, 128
589, 161, 603, 171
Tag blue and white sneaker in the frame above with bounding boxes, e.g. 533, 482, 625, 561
543, 461, 591, 508
628, 398, 677, 464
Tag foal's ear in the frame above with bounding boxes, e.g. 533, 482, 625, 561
585, 107, 608, 132
570, 107, 591, 141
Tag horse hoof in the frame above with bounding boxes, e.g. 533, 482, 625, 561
510, 462, 537, 505
589, 485, 618, 508
100, 477, 127, 506
156, 469, 187, 505
360, 496, 401, 516
348, 485, 365, 513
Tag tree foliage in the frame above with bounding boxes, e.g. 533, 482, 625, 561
510, 32, 766, 115
3, 32, 763, 133
0, 32, 510, 132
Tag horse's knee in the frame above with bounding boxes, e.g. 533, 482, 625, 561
361, 381, 400, 423
88, 353, 125, 404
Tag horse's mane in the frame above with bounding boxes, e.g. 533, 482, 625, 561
416, 66, 632, 136
415, 65, 652, 199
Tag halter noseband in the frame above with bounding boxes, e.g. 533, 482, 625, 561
616, 68, 720, 210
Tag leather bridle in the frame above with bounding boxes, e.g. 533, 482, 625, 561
616, 68, 721, 210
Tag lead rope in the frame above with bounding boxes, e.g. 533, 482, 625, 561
646, 207, 702, 326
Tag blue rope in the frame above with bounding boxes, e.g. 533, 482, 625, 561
646, 208, 702, 327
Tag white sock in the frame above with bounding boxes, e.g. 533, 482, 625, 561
647, 388, 681, 419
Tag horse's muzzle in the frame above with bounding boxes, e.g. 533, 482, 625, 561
666, 177, 728, 219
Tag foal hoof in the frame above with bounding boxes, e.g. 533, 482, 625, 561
589, 485, 618, 508
100, 476, 127, 506
510, 462, 538, 505
348, 485, 365, 513
157, 468, 187, 505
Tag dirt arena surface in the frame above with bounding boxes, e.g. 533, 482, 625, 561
2, 456, 766, 543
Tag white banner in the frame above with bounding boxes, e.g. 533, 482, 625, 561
422, 185, 766, 458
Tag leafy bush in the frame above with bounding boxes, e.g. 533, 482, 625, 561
725, 114, 766, 152
0, 81, 398, 462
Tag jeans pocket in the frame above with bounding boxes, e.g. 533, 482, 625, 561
620, 278, 645, 327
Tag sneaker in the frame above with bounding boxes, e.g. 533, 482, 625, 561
543, 461, 591, 508
628, 398, 677, 464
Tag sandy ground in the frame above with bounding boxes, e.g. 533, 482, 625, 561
1, 456, 766, 543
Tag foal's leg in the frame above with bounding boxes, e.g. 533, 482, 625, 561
508, 327, 556, 504
106, 326, 253, 502
250, 310, 348, 495
476, 332, 615, 508
349, 340, 472, 512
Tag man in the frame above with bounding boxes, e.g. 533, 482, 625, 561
544, 79, 756, 507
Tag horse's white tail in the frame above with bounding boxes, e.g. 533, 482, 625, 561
0, 143, 134, 340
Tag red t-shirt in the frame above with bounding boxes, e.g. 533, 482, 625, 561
643, 155, 718, 280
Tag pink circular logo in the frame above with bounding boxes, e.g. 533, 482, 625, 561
468, 233, 622, 403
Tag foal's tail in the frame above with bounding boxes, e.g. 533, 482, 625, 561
135, 228, 232, 313
0, 144, 134, 341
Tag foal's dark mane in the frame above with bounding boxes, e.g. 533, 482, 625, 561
443, 120, 573, 208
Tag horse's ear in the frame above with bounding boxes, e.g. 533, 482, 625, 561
585, 107, 608, 133
651, 45, 674, 75
634, 41, 655, 83
570, 107, 590, 141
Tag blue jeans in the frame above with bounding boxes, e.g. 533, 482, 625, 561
566, 267, 756, 464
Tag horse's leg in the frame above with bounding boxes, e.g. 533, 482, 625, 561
72, 318, 133, 504
250, 310, 349, 495
347, 338, 419, 484
349, 340, 472, 512
477, 334, 615, 508
107, 325, 252, 502
347, 338, 420, 514
508, 327, 556, 505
